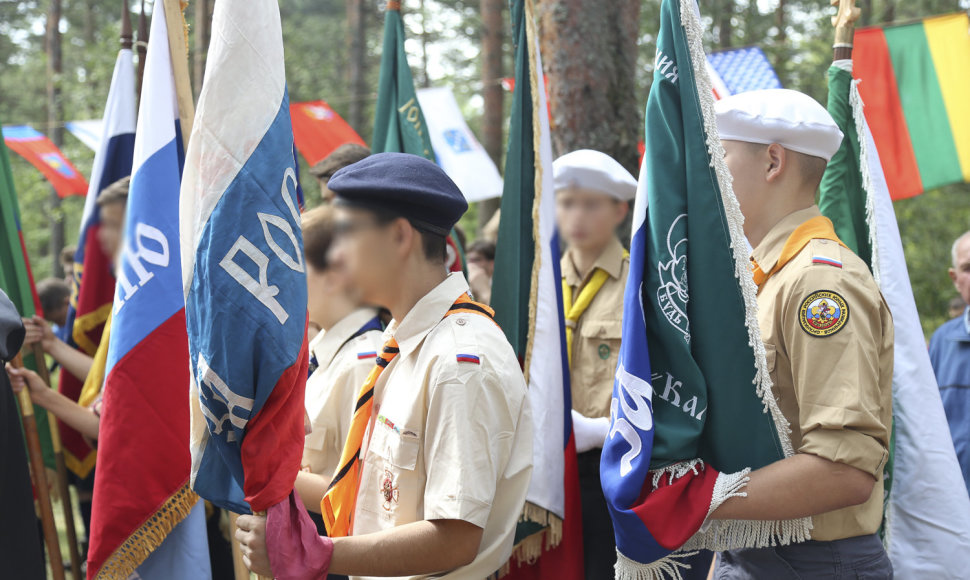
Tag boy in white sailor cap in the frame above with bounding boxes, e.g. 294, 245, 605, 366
708, 89, 894, 578
554, 148, 636, 579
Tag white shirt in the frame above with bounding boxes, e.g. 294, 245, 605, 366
352, 273, 533, 579
303, 307, 383, 479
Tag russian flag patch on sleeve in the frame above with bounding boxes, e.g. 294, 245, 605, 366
456, 354, 480, 364
812, 256, 842, 269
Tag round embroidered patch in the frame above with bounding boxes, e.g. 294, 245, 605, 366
798, 290, 849, 337
598, 344, 611, 359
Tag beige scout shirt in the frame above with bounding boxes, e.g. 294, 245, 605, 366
753, 206, 893, 541
303, 307, 384, 478
352, 273, 533, 579
562, 236, 630, 419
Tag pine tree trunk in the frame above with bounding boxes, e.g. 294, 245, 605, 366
478, 0, 504, 232
537, 0, 641, 174
47, 0, 64, 279
347, 0, 367, 134
718, 0, 734, 49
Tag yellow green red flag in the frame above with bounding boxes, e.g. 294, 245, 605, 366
854, 12, 970, 200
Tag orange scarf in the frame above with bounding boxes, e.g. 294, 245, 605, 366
751, 215, 847, 288
321, 293, 496, 537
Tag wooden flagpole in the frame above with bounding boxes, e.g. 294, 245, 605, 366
12, 352, 65, 580
136, 0, 148, 100
32, 344, 82, 579
161, 0, 195, 150
831, 0, 861, 61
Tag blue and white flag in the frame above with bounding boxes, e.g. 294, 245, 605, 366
181, 0, 309, 515
706, 46, 782, 99
86, 4, 209, 578
416, 87, 503, 202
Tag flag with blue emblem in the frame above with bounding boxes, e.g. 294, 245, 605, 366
181, 0, 309, 516
706, 46, 782, 100
602, 1, 810, 577
86, 3, 210, 578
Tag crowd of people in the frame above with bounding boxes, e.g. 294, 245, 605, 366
2, 87, 969, 580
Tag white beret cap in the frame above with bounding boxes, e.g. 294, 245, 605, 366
715, 89, 844, 161
553, 149, 637, 201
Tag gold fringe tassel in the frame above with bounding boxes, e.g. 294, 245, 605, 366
93, 482, 200, 579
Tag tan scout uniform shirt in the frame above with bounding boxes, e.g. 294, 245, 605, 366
352, 273, 533, 580
753, 206, 893, 541
303, 307, 384, 478
562, 236, 630, 418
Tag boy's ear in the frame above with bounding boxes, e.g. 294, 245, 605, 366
615, 200, 630, 224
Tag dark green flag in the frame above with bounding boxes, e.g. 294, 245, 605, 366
371, 3, 434, 160
0, 124, 56, 469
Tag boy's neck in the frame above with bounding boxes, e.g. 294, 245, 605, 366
386, 261, 449, 325
317, 294, 360, 332
571, 238, 613, 280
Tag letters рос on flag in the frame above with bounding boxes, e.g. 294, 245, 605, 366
182, 0, 308, 516
86, 3, 210, 578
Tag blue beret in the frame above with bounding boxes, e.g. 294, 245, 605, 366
328, 152, 467, 237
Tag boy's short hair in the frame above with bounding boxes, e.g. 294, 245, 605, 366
309, 144, 371, 181
60, 245, 76, 266
36, 277, 71, 315
302, 205, 337, 271
467, 239, 496, 261
97, 176, 131, 207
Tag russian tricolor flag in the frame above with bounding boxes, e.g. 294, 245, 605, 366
86, 4, 209, 578
58, 45, 136, 478
181, 0, 308, 515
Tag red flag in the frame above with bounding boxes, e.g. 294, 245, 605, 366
2, 125, 88, 198
289, 100, 366, 167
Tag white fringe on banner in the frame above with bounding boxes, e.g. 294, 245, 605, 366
613, 3, 817, 577
847, 75, 881, 286
679, 0, 795, 459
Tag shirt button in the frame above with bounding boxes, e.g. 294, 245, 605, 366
456, 318, 467, 326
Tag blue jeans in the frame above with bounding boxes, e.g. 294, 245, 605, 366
715, 534, 892, 579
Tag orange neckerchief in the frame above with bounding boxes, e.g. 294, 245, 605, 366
751, 215, 847, 288
321, 293, 496, 537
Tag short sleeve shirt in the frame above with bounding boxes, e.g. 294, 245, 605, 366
561, 236, 629, 418
302, 307, 384, 479
752, 206, 894, 541
351, 273, 534, 579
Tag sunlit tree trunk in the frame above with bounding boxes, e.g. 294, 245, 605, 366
537, 0, 641, 174
478, 0, 504, 231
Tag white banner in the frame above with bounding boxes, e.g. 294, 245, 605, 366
416, 87, 503, 202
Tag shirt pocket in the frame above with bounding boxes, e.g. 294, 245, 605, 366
764, 343, 777, 380
369, 423, 421, 471
578, 319, 623, 415
304, 424, 329, 451
360, 421, 422, 524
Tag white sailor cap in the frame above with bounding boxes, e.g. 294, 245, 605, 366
714, 89, 844, 162
553, 149, 637, 201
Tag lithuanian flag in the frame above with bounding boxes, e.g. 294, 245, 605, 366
854, 12, 970, 200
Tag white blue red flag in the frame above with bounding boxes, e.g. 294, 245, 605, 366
706, 46, 782, 100
181, 0, 309, 515
87, 4, 210, 579
58, 47, 136, 478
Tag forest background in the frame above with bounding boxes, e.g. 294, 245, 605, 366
0, 0, 967, 335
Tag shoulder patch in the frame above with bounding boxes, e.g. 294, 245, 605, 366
357, 351, 377, 360
811, 256, 842, 269
456, 354, 481, 364
798, 290, 849, 337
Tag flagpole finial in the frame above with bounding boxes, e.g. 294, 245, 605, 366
831, 0, 860, 61
121, 0, 133, 50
